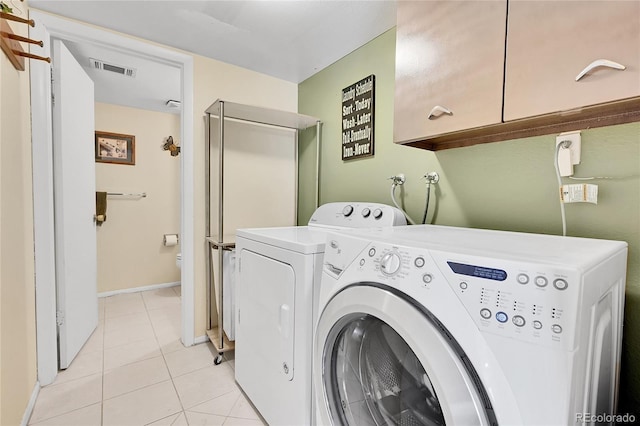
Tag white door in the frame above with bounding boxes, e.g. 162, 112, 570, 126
52, 39, 98, 369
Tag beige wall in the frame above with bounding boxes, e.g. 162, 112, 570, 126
95, 103, 181, 293
299, 28, 640, 414
0, 7, 38, 425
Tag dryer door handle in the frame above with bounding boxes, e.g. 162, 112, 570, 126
278, 304, 290, 339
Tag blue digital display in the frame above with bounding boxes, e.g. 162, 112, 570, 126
447, 261, 507, 281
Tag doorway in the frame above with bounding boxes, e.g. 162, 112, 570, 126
29, 10, 195, 386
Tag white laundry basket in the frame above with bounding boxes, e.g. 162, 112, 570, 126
213, 248, 236, 341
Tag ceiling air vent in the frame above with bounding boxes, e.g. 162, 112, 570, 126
89, 58, 137, 78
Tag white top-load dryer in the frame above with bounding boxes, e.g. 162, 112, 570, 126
234, 202, 406, 426
314, 225, 628, 425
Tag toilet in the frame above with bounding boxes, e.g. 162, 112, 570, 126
176, 253, 181, 269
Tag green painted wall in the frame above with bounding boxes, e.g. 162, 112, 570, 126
299, 28, 640, 414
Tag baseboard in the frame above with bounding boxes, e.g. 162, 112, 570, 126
21, 381, 40, 426
194, 335, 209, 345
98, 281, 180, 298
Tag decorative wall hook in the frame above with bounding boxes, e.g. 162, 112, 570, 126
162, 136, 181, 157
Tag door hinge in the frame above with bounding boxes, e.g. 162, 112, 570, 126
56, 310, 64, 326
50, 67, 55, 106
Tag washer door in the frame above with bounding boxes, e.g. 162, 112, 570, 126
314, 284, 494, 426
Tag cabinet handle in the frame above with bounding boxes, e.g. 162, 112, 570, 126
427, 105, 453, 120
575, 59, 626, 82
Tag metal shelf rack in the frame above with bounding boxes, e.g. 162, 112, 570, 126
204, 99, 320, 364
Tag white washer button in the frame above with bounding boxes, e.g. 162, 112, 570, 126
368, 248, 376, 257
553, 279, 568, 291
414, 257, 425, 268
361, 208, 371, 218
517, 274, 529, 284
342, 205, 354, 217
373, 208, 383, 219
459, 282, 468, 290
512, 315, 526, 327
535, 276, 548, 287
495, 312, 508, 323
552, 324, 563, 334
533, 320, 543, 330
359, 259, 365, 266
422, 274, 433, 284
480, 308, 492, 319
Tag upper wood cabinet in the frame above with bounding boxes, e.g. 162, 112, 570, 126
504, 1, 640, 121
393, 0, 507, 143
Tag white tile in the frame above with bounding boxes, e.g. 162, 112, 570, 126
173, 364, 238, 409
104, 311, 152, 334
228, 392, 260, 420
29, 402, 101, 426
155, 332, 185, 355
147, 306, 181, 335
104, 337, 161, 370
104, 320, 156, 349
164, 342, 217, 378
142, 287, 180, 310
188, 390, 241, 417
99, 298, 106, 320
172, 412, 189, 426
53, 347, 103, 385
104, 355, 170, 400
144, 412, 181, 426
81, 321, 104, 354
185, 411, 226, 426
103, 380, 182, 426
29, 374, 102, 424
105, 293, 147, 318
223, 417, 265, 426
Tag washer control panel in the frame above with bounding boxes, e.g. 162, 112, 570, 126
308, 202, 407, 228
341, 241, 579, 351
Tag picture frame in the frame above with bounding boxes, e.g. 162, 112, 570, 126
95, 131, 135, 165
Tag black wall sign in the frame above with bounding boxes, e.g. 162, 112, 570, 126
341, 75, 375, 160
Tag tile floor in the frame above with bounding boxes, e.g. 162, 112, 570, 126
28, 286, 265, 426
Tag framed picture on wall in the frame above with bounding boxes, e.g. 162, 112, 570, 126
95, 131, 135, 165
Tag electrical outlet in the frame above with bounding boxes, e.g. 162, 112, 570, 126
556, 131, 581, 165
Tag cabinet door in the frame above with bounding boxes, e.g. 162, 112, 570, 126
504, 1, 640, 121
394, 0, 507, 143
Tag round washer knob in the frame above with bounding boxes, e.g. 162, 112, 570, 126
380, 252, 402, 276
517, 274, 529, 285
342, 205, 354, 217
373, 208, 383, 219
422, 274, 433, 284
533, 320, 543, 330
480, 308, 492, 319
495, 312, 508, 323
361, 208, 371, 218
414, 257, 425, 268
512, 315, 526, 327
553, 278, 568, 291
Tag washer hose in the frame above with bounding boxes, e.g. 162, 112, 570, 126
391, 183, 417, 225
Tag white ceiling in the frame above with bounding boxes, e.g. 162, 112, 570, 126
30, 0, 397, 114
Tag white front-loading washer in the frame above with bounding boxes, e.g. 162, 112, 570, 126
314, 225, 628, 425
234, 202, 406, 426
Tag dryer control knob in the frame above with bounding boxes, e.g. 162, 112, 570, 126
373, 208, 383, 219
342, 205, 354, 217
380, 252, 401, 276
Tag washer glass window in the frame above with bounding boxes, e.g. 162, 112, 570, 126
326, 314, 445, 426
